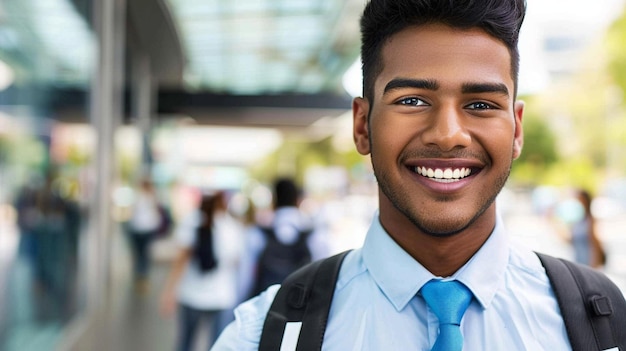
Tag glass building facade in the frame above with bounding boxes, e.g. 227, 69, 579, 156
0, 1, 97, 349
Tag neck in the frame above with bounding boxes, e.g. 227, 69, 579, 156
380, 206, 496, 277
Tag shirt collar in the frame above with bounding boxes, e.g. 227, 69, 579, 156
362, 213, 509, 311
451, 216, 509, 309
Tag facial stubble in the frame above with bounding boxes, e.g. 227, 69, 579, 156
368, 126, 514, 237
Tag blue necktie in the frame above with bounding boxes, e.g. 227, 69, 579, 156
421, 280, 473, 351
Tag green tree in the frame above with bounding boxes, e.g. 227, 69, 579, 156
605, 7, 626, 175
607, 7, 626, 103
249, 133, 370, 186
510, 99, 560, 186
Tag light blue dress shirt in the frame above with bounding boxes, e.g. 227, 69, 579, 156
212, 214, 571, 350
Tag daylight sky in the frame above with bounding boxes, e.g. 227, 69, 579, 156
519, 0, 626, 94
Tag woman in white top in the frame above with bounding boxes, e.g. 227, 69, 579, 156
126, 178, 162, 292
160, 191, 242, 351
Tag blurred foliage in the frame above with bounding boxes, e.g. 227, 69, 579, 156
250, 135, 365, 185
544, 157, 600, 193
0, 134, 47, 199
605, 6, 626, 176
0, 134, 47, 171
118, 152, 139, 182
607, 7, 626, 103
512, 98, 559, 165
509, 100, 561, 186
66, 144, 91, 167
509, 11, 626, 190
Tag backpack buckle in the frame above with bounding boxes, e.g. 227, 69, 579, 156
287, 284, 308, 309
590, 295, 613, 316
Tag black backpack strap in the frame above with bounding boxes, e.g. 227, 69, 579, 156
259, 250, 351, 351
537, 252, 626, 351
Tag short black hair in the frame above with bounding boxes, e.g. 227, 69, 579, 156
360, 0, 527, 102
273, 178, 300, 209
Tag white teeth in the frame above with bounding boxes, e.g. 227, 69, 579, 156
453, 169, 460, 178
415, 167, 472, 182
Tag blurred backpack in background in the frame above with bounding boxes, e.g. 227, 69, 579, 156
251, 226, 312, 297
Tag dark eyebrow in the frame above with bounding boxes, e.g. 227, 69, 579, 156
462, 82, 509, 96
383, 78, 439, 94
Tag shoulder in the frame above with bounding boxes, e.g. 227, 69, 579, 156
507, 243, 552, 284
510, 245, 626, 311
333, 249, 367, 290
223, 285, 281, 347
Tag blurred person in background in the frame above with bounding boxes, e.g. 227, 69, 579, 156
237, 177, 330, 302
160, 191, 243, 350
13, 170, 81, 321
553, 188, 606, 269
124, 177, 167, 294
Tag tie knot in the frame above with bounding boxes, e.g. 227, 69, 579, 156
421, 280, 473, 325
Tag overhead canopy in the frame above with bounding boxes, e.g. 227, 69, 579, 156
164, 0, 364, 95
2, 0, 366, 126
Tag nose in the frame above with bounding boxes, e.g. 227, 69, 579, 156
420, 106, 471, 151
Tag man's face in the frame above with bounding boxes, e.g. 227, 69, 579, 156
353, 23, 524, 237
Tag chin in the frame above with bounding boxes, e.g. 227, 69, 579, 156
407, 204, 488, 237
412, 219, 470, 238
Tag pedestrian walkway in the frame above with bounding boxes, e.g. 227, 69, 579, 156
64, 238, 179, 351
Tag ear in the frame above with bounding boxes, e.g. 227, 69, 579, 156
512, 100, 524, 160
353, 97, 371, 155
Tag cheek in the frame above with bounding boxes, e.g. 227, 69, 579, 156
369, 115, 414, 155
472, 121, 517, 161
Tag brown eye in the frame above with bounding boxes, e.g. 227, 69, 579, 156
396, 97, 428, 106
466, 102, 493, 110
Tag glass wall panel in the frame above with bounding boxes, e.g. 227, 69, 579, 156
0, 1, 94, 350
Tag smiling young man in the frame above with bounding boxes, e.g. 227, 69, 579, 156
353, 21, 524, 279
211, 1, 623, 350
